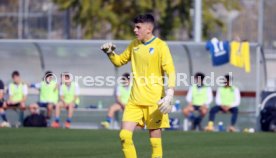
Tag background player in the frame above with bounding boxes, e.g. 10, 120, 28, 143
101, 72, 131, 129
183, 72, 213, 130
29, 71, 59, 123
5, 71, 27, 125
205, 74, 241, 132
0, 78, 9, 126
52, 73, 80, 128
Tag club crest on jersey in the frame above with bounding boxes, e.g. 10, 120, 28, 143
149, 48, 154, 54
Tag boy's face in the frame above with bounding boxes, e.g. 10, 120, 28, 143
121, 79, 130, 87
195, 76, 203, 85
13, 75, 20, 83
62, 75, 71, 84
133, 23, 153, 41
46, 76, 53, 83
65, 76, 70, 83
224, 79, 230, 86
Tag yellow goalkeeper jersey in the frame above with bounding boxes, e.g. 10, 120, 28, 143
230, 41, 251, 73
108, 36, 176, 106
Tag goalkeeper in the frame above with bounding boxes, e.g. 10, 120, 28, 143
101, 14, 175, 158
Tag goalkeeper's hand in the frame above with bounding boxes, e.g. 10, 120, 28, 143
158, 88, 174, 114
100, 42, 116, 54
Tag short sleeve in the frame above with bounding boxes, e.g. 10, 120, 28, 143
75, 83, 80, 95
59, 86, 63, 96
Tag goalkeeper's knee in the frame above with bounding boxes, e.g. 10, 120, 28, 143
119, 129, 137, 158
119, 129, 134, 147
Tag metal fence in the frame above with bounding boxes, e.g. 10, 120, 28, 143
0, 0, 276, 50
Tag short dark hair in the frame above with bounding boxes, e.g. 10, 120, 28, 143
12, 70, 20, 78
44, 71, 53, 77
133, 14, 155, 26
224, 74, 232, 82
122, 73, 130, 81
64, 74, 70, 79
61, 72, 71, 79
195, 72, 205, 80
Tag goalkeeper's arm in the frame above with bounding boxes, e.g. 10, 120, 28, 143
157, 42, 176, 114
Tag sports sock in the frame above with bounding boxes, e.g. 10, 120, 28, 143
188, 113, 195, 121
106, 117, 112, 123
0, 112, 7, 122
150, 138, 163, 158
66, 118, 72, 123
19, 111, 24, 124
194, 115, 203, 127
55, 117, 60, 123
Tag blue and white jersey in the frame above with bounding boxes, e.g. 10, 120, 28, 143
206, 38, 230, 66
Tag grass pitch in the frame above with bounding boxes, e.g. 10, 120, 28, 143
0, 128, 275, 158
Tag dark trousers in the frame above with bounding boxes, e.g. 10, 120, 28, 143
209, 106, 238, 126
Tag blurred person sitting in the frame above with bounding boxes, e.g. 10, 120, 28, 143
205, 74, 240, 132
0, 78, 9, 127
101, 73, 131, 129
29, 71, 59, 124
183, 72, 213, 130
4, 71, 28, 125
23, 104, 47, 127
51, 72, 80, 129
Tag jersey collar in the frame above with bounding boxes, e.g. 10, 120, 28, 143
143, 36, 156, 45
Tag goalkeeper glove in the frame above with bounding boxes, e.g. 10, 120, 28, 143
100, 42, 116, 54
158, 88, 174, 114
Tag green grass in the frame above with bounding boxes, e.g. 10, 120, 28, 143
0, 128, 275, 158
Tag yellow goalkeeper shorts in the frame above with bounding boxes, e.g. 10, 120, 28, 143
122, 101, 170, 129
